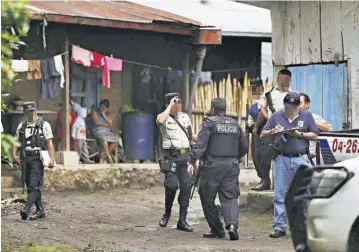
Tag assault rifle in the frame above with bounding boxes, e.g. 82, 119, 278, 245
19, 149, 26, 194
190, 162, 202, 200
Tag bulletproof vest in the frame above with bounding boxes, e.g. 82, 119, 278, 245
206, 115, 239, 158
19, 118, 48, 150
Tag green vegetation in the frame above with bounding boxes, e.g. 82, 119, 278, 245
1, 0, 31, 161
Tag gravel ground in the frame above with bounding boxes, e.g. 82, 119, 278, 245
2, 187, 294, 252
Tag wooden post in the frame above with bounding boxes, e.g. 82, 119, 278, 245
63, 35, 70, 151
186, 46, 206, 115
182, 51, 190, 108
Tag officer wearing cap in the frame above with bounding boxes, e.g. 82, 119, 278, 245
252, 69, 297, 191
156, 93, 196, 232
187, 98, 248, 240
260, 92, 319, 238
12, 101, 55, 220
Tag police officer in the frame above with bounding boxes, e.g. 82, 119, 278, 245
12, 102, 55, 220
247, 80, 264, 183
260, 92, 319, 238
157, 93, 195, 232
252, 69, 297, 191
187, 98, 248, 240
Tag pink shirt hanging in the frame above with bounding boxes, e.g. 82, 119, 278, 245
102, 56, 123, 88
71, 45, 93, 67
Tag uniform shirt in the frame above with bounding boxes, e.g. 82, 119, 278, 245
309, 113, 332, 155
15, 119, 53, 151
188, 116, 248, 165
263, 110, 319, 155
159, 112, 192, 149
259, 86, 297, 117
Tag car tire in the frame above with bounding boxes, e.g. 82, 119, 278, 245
348, 218, 359, 252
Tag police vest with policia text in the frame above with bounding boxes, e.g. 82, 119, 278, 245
206, 115, 239, 158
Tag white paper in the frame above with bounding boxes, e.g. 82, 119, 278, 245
40, 151, 55, 167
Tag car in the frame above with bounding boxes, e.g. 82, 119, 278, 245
315, 130, 359, 165
286, 157, 359, 252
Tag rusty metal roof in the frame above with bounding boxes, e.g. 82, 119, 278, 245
26, 1, 204, 26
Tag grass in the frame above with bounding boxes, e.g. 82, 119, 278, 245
1, 228, 76, 252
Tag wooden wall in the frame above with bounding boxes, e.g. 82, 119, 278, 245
270, 1, 359, 128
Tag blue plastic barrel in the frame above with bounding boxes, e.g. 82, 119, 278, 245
122, 112, 155, 160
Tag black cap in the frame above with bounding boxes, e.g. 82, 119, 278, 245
164, 93, 181, 104
23, 101, 37, 111
283, 92, 300, 109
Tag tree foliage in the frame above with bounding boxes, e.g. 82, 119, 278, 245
1, 0, 32, 160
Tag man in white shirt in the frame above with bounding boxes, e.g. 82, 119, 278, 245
252, 69, 297, 191
299, 93, 332, 157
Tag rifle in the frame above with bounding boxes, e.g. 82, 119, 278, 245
265, 88, 276, 114
19, 149, 26, 194
190, 163, 202, 200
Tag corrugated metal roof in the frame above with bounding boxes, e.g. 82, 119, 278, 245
26, 0, 204, 26
132, 0, 272, 38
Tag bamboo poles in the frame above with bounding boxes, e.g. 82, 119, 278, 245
190, 73, 273, 135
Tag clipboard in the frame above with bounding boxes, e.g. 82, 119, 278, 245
40, 150, 56, 167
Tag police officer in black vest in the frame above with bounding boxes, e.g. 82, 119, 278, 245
12, 102, 55, 220
187, 98, 248, 240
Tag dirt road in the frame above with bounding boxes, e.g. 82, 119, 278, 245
2, 188, 294, 252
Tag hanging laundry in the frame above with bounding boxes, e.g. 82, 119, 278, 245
40, 58, 61, 99
11, 60, 29, 72
54, 55, 65, 88
71, 45, 93, 67
27, 60, 41, 80
91, 52, 105, 68
102, 56, 123, 88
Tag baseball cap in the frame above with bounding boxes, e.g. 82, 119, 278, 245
283, 92, 300, 109
23, 101, 37, 112
165, 93, 182, 104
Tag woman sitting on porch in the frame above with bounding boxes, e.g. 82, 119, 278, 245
90, 99, 118, 163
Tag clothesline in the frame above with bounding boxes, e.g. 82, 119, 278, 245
68, 42, 274, 73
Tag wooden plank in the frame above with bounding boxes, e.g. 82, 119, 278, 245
300, 1, 321, 64
284, 1, 301, 65
348, 58, 359, 128
320, 1, 343, 62
270, 2, 286, 65
341, 1, 359, 59
64, 36, 71, 151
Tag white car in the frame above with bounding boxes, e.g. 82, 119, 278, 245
286, 157, 359, 252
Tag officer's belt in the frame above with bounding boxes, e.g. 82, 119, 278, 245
164, 148, 189, 155
277, 151, 306, 158
25, 150, 41, 156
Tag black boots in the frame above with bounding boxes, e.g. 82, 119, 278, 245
29, 198, 45, 220
159, 189, 175, 227
159, 190, 193, 232
203, 229, 225, 238
20, 205, 30, 220
228, 224, 239, 240
176, 208, 193, 232
159, 211, 171, 227
21, 196, 46, 221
